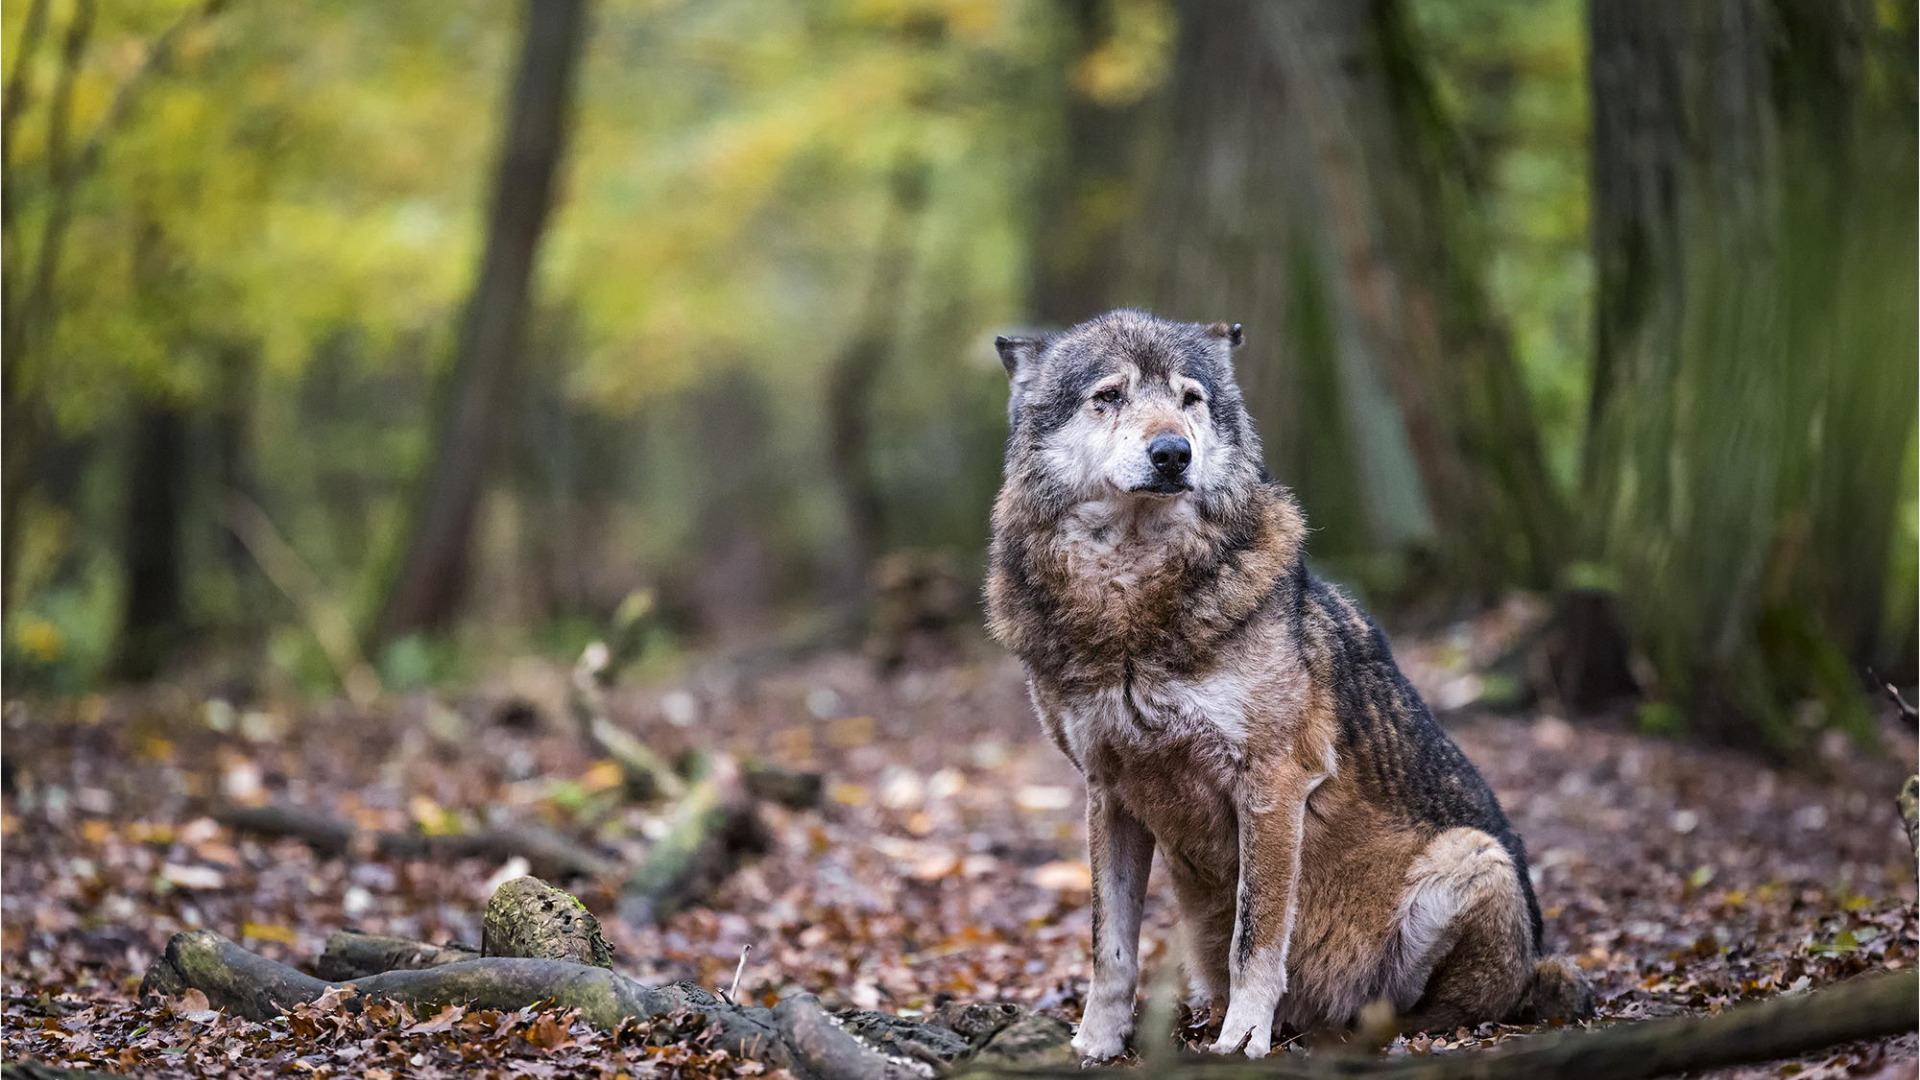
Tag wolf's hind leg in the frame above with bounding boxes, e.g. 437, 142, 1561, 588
1383, 827, 1532, 1032
1168, 868, 1234, 1018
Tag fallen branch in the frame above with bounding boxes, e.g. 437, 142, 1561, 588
215, 803, 616, 881
146, 871, 1913, 1080
314, 931, 477, 982
955, 969, 1918, 1080
568, 595, 824, 812
620, 751, 769, 926
569, 592, 684, 803
1884, 680, 1918, 722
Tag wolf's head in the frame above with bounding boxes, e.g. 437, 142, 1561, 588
995, 310, 1267, 518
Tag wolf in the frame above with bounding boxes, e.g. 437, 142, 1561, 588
985, 311, 1592, 1058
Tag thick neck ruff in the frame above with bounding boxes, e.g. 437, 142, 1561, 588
988, 482, 1306, 689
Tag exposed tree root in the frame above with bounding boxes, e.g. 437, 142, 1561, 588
314, 930, 478, 981
135, 875, 1915, 1080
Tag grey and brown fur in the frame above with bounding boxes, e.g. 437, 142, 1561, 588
985, 311, 1592, 1059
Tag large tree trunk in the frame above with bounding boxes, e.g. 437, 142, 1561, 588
1579, 0, 1916, 745
1125, 0, 1565, 596
373, 0, 589, 644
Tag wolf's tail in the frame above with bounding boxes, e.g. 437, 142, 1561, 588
1516, 956, 1596, 1022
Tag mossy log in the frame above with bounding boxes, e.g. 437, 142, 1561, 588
142, 938, 1043, 1080
482, 874, 615, 968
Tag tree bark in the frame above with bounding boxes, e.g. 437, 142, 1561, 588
1027, 0, 1150, 326
1578, 0, 1916, 745
1128, 0, 1566, 595
374, 0, 589, 643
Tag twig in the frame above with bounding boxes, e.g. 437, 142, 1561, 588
724, 943, 753, 1005
568, 592, 683, 802
1885, 681, 1917, 722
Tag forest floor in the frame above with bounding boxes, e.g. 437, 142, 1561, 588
3, 604, 1916, 1078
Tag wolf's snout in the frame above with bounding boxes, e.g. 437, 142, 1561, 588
1148, 433, 1192, 478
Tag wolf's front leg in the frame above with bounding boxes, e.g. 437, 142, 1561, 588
1073, 784, 1154, 1060
1213, 762, 1319, 1058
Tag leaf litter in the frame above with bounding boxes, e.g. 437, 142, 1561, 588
3, 607, 1915, 1077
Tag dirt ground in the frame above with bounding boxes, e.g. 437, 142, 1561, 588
4, 611, 1916, 1077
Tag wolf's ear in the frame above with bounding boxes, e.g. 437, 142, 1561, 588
1205, 322, 1244, 348
994, 335, 1045, 379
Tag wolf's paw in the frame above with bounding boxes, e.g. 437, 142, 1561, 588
1070, 1022, 1130, 1061
1209, 1020, 1272, 1058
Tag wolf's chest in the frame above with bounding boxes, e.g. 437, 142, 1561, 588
1049, 671, 1255, 776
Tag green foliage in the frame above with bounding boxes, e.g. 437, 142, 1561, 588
1411, 0, 1592, 491
2, 0, 1911, 754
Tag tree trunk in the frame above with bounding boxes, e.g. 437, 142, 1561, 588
1027, 0, 1150, 326
373, 0, 589, 644
1126, 0, 1565, 597
110, 404, 189, 681
0, 0, 87, 617
1579, 0, 1916, 746
1131, 0, 1409, 565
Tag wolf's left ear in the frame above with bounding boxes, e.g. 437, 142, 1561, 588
994, 335, 1045, 378
1205, 322, 1244, 348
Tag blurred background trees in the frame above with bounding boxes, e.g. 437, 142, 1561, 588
2, 0, 1913, 754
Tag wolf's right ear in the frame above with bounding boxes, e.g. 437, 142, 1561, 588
1205, 322, 1244, 348
994, 335, 1045, 379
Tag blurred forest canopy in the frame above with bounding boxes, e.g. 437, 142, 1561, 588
1, 0, 1914, 752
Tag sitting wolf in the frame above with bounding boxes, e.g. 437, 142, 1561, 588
985, 311, 1591, 1059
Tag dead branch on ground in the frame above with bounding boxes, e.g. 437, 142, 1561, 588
140, 875, 1915, 1080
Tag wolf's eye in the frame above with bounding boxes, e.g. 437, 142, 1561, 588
1093, 387, 1123, 405
1183, 390, 1204, 408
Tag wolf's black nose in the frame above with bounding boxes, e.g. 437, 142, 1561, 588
1149, 433, 1191, 478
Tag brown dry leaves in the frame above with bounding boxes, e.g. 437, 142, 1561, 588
3, 612, 1916, 1077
